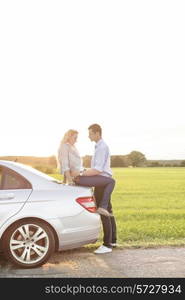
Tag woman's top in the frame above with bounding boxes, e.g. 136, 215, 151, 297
58, 143, 83, 175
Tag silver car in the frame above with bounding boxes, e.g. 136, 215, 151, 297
0, 160, 100, 268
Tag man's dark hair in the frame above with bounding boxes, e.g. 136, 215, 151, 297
88, 124, 102, 136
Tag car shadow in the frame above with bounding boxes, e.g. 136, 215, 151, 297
0, 246, 98, 276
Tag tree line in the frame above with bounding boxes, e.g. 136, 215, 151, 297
1, 152, 185, 174
83, 152, 185, 168
83, 151, 147, 168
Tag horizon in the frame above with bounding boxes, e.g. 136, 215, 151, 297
0, 153, 184, 161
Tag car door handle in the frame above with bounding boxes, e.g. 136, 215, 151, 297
0, 193, 15, 200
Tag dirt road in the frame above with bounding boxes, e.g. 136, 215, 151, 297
1, 246, 185, 278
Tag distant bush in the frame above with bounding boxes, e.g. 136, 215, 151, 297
181, 160, 185, 167
111, 155, 130, 167
148, 161, 161, 167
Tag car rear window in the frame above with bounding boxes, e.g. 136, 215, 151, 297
0, 166, 32, 190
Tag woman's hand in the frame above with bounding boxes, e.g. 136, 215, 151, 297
71, 170, 80, 177
64, 170, 74, 184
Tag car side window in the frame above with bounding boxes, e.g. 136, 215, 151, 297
1, 166, 32, 190
0, 167, 2, 189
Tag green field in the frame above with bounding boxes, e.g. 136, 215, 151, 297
51, 168, 185, 248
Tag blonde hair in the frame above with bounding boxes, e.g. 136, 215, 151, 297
61, 129, 78, 144
57, 129, 79, 170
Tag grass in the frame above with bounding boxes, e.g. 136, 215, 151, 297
50, 168, 185, 248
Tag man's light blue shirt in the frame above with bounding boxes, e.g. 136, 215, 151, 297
91, 139, 112, 177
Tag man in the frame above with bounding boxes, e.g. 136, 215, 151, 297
74, 124, 117, 254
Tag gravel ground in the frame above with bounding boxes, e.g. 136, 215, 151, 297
1, 246, 185, 278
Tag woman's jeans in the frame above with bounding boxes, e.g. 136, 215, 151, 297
74, 175, 115, 210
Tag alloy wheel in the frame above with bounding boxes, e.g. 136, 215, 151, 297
9, 223, 49, 265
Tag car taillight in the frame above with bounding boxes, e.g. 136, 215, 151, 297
76, 196, 97, 213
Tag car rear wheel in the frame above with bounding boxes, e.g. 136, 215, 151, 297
2, 219, 55, 268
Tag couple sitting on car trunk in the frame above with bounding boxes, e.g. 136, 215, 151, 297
57, 123, 117, 254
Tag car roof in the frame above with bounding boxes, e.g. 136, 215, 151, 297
0, 160, 59, 189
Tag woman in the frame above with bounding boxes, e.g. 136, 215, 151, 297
57, 129, 83, 184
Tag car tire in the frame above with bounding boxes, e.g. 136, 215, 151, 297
2, 219, 55, 268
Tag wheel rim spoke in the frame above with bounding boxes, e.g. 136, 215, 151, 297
26, 248, 31, 262
18, 225, 30, 240
24, 225, 30, 239
20, 247, 28, 261
11, 240, 25, 250
34, 232, 47, 242
32, 244, 47, 257
31, 227, 43, 240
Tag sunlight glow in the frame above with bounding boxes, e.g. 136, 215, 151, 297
0, 0, 185, 160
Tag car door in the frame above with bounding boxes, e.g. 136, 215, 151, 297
0, 166, 32, 229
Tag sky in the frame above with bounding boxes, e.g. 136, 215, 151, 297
0, 0, 185, 160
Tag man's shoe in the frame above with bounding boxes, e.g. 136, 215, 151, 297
94, 245, 112, 254
96, 207, 111, 217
